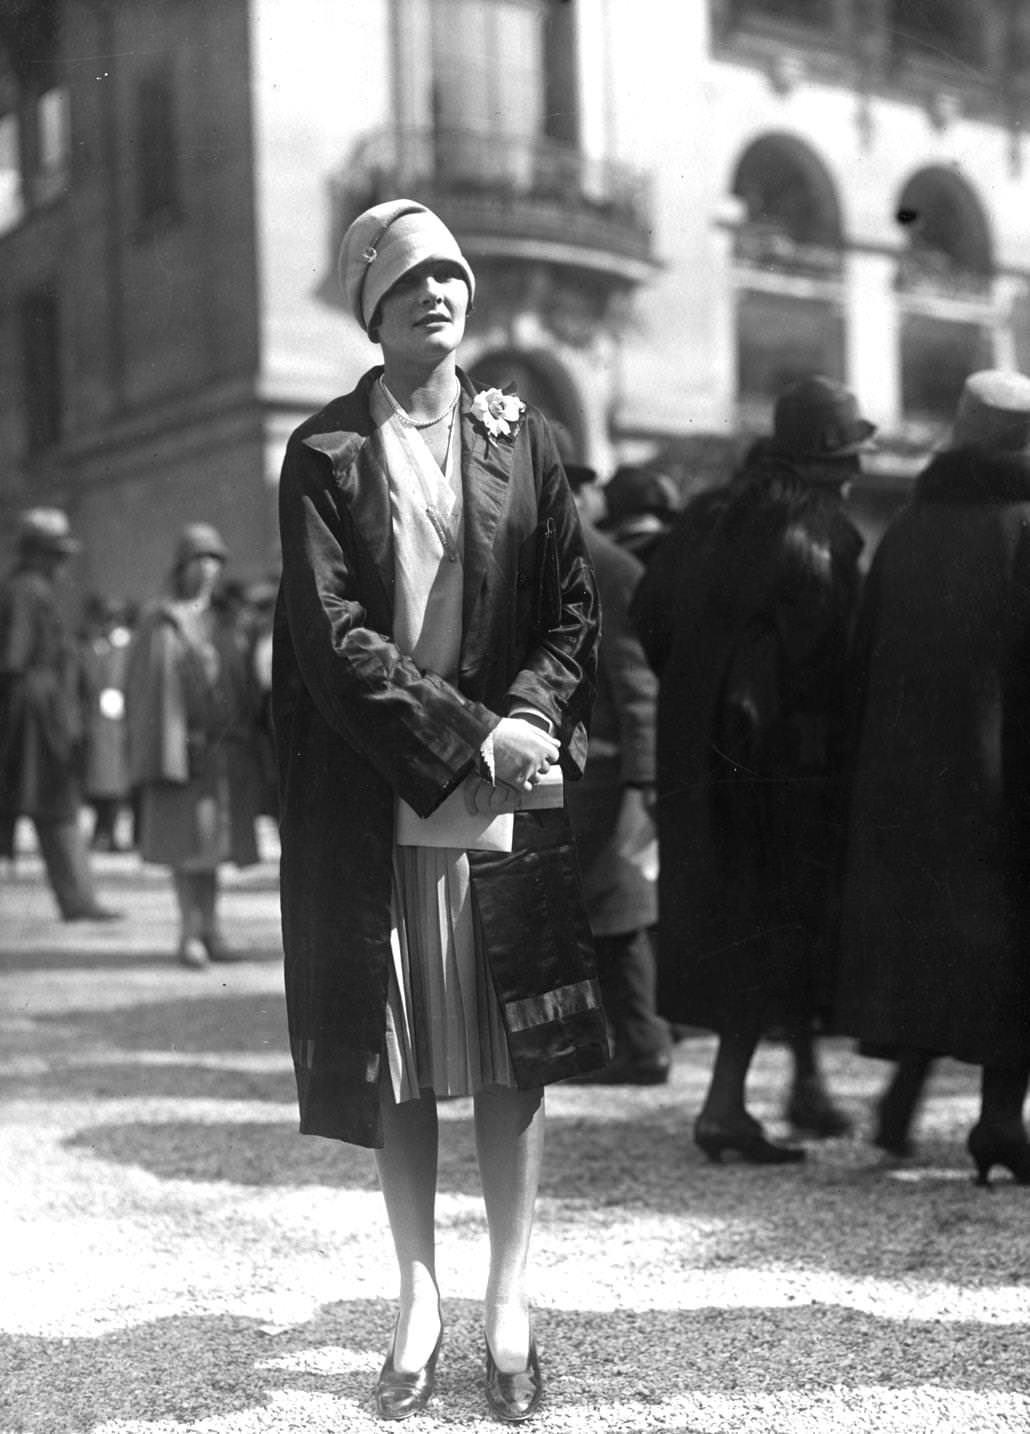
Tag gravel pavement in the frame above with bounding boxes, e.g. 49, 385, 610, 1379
2, 828, 1029, 1433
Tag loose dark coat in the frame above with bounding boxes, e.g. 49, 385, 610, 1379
0, 565, 84, 847
647, 462, 863, 1033
835, 448, 1030, 1069
273, 368, 607, 1146
126, 600, 262, 869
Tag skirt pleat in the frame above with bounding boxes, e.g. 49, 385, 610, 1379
384, 845, 514, 1103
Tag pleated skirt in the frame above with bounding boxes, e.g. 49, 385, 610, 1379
384, 845, 514, 1103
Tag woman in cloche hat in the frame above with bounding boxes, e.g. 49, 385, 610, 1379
125, 523, 263, 969
273, 199, 605, 1421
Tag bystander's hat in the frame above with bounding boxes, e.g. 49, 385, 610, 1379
769, 375, 877, 461
949, 370, 1030, 453
17, 507, 80, 556
172, 523, 228, 571
337, 198, 476, 334
604, 465, 679, 522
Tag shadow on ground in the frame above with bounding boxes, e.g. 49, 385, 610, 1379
1, 1295, 1027, 1434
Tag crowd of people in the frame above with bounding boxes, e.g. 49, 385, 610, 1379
3, 194, 1030, 1423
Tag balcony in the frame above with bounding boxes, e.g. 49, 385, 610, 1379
332, 128, 658, 286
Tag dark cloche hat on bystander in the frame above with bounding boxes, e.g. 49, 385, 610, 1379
17, 507, 81, 556
949, 370, 1030, 454
769, 375, 877, 462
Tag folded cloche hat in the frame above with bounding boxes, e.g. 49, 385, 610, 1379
17, 507, 80, 556
950, 370, 1030, 453
337, 198, 475, 333
173, 522, 228, 570
770, 375, 877, 461
604, 465, 679, 522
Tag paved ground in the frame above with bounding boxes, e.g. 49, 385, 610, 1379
2, 826, 1029, 1434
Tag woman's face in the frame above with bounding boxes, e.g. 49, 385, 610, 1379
375, 260, 469, 365
178, 554, 224, 601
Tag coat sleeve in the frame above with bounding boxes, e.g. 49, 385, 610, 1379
276, 431, 498, 815
504, 415, 599, 777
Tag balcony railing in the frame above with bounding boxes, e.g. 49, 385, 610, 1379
895, 249, 992, 302
733, 222, 843, 277
334, 127, 656, 276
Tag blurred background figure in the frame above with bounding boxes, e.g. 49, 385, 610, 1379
564, 462, 671, 1086
836, 370, 1030, 1186
600, 464, 680, 569
647, 376, 871, 1164
242, 577, 279, 821
126, 522, 263, 969
0, 509, 121, 922
79, 595, 135, 852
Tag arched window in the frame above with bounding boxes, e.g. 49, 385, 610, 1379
894, 168, 994, 423
729, 135, 845, 406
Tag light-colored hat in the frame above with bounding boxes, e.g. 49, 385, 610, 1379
17, 507, 80, 556
173, 522, 228, 570
337, 198, 475, 333
950, 370, 1030, 453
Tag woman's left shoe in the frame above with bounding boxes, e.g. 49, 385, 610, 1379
484, 1334, 543, 1424
967, 1123, 1030, 1189
373, 1325, 443, 1421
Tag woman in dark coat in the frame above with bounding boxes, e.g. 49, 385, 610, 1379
836, 370, 1030, 1185
644, 378, 870, 1165
127, 524, 262, 968
273, 199, 604, 1421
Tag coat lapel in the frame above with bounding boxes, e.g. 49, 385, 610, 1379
302, 426, 395, 615
459, 382, 516, 635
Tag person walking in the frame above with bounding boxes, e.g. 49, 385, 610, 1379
126, 523, 262, 969
564, 462, 670, 1085
648, 376, 871, 1164
836, 370, 1030, 1185
0, 509, 120, 921
274, 198, 606, 1423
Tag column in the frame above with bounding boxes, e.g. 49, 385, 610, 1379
845, 245, 901, 430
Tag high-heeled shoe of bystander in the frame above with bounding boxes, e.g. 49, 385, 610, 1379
693, 1112, 805, 1165
967, 1123, 1030, 1189
373, 1320, 443, 1421
484, 1330, 543, 1424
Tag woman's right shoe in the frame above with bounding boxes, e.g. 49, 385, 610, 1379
484, 1333, 543, 1423
373, 1324, 443, 1421
693, 1113, 805, 1165
967, 1123, 1030, 1189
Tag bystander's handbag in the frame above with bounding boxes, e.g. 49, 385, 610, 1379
396, 766, 563, 852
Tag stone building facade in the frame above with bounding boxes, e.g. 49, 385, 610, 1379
2, 0, 1030, 596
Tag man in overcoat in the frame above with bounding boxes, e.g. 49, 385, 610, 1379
0, 509, 120, 920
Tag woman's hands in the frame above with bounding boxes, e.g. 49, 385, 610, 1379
491, 716, 560, 792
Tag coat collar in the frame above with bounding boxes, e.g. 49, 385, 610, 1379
300, 367, 519, 635
915, 448, 1030, 505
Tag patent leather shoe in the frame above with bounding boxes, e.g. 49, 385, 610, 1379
485, 1333, 543, 1424
373, 1324, 443, 1421
694, 1112, 805, 1165
967, 1123, 1030, 1189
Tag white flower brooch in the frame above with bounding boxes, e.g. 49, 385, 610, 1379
471, 387, 526, 445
